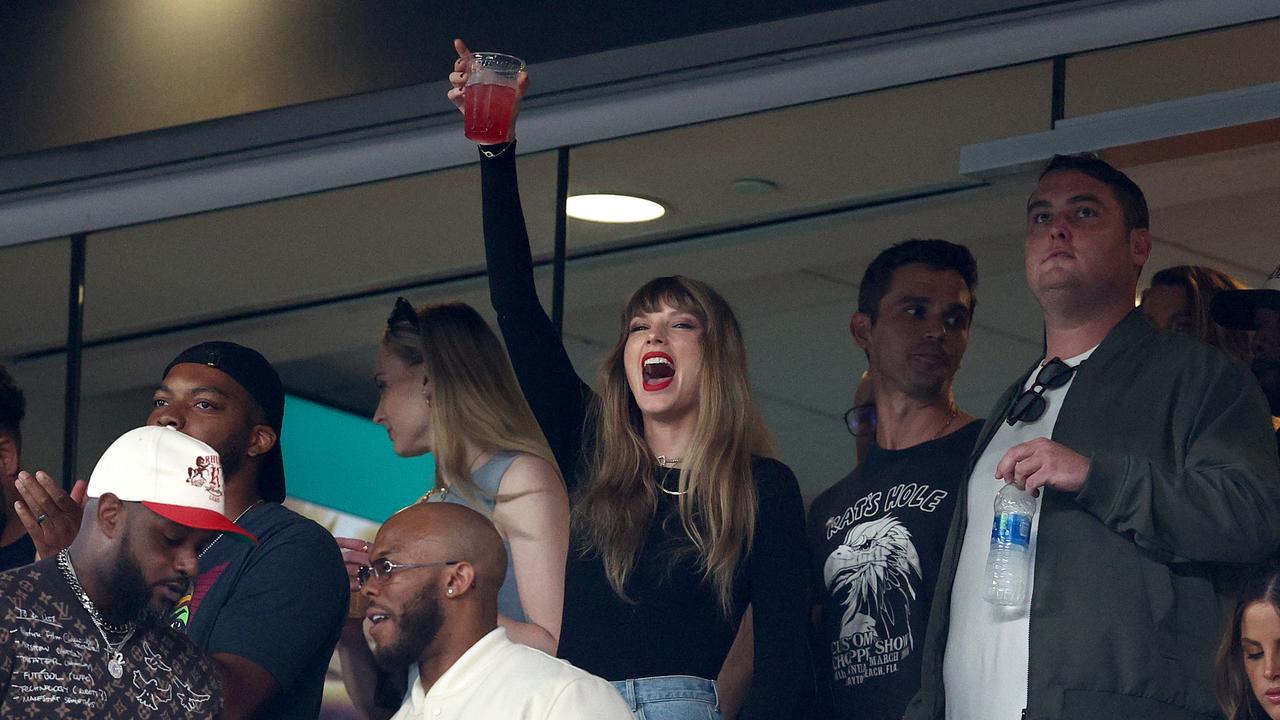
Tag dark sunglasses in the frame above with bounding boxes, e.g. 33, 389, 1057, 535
387, 296, 418, 329
1005, 357, 1078, 426
843, 403, 877, 437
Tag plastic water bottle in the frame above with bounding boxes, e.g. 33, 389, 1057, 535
983, 484, 1037, 606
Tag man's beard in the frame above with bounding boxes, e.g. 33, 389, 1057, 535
108, 529, 176, 628
372, 591, 443, 672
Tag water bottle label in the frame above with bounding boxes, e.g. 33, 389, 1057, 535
990, 513, 1031, 547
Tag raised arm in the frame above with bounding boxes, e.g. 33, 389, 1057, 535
450, 39, 593, 484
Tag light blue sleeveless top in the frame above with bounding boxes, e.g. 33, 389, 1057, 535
426, 451, 526, 622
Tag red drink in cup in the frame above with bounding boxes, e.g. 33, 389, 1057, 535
465, 84, 520, 144
463, 52, 525, 145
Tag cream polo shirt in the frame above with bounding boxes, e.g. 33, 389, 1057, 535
390, 627, 632, 720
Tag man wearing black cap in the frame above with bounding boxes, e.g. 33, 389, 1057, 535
22, 343, 352, 718
1212, 264, 1280, 455
149, 341, 349, 720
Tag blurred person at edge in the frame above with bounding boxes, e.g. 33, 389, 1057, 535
1141, 264, 1251, 361
452, 38, 813, 720
0, 364, 38, 570
359, 502, 628, 719
807, 240, 982, 720
1213, 264, 1280, 455
12, 341, 350, 720
905, 154, 1280, 720
1214, 563, 1280, 720
336, 299, 568, 720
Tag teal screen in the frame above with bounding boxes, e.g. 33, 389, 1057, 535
280, 395, 434, 522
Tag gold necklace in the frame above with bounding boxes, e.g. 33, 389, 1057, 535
933, 405, 959, 440
421, 484, 449, 502
654, 456, 688, 496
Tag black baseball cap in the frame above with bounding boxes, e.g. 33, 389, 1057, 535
1211, 265, 1280, 331
164, 341, 287, 503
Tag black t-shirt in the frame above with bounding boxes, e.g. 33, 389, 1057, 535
0, 533, 35, 572
557, 458, 809, 685
169, 502, 348, 720
0, 557, 222, 719
806, 420, 981, 720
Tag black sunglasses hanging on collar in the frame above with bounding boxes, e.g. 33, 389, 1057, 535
1006, 357, 1079, 426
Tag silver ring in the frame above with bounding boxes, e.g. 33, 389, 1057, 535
35, 514, 47, 525
362, 541, 370, 553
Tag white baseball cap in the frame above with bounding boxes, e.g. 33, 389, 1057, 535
88, 426, 256, 542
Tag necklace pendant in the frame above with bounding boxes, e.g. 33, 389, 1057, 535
108, 653, 124, 679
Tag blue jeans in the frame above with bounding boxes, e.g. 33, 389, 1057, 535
610, 676, 723, 720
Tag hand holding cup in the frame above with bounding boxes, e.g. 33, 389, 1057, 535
448, 38, 529, 144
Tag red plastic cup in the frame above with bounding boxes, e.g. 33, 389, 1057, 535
463, 52, 525, 145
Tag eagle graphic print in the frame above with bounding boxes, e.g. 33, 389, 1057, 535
824, 515, 922, 683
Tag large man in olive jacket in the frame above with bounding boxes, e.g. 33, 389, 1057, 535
905, 155, 1280, 720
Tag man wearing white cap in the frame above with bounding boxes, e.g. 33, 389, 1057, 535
0, 426, 253, 718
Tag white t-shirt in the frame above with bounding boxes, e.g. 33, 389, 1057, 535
391, 627, 631, 720
942, 346, 1096, 720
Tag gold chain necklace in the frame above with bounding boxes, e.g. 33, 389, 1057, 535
933, 405, 959, 440
421, 484, 449, 502
654, 455, 688, 496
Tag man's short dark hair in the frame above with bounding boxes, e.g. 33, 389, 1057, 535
1039, 153, 1150, 231
857, 239, 979, 321
0, 364, 25, 448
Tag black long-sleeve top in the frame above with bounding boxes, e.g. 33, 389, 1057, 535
479, 142, 814, 718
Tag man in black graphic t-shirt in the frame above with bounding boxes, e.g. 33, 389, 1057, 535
807, 240, 982, 720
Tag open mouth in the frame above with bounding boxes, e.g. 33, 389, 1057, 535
642, 352, 675, 392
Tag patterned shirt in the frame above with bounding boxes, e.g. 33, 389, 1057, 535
0, 557, 222, 719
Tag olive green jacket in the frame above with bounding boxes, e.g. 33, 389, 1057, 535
905, 310, 1280, 720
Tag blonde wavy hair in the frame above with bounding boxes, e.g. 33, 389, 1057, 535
1146, 265, 1252, 362
383, 300, 561, 509
573, 276, 776, 615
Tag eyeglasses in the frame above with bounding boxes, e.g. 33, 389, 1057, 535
1005, 357, 1077, 426
843, 404, 877, 437
357, 558, 460, 589
387, 296, 418, 330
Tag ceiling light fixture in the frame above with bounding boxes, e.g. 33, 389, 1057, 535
566, 194, 666, 223
731, 178, 778, 195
